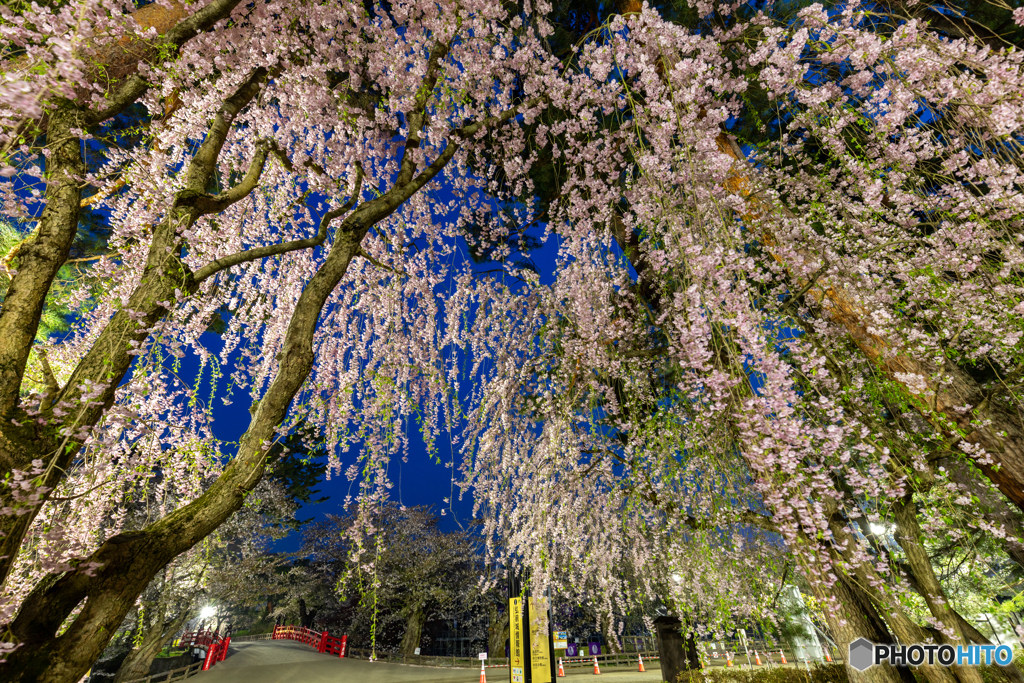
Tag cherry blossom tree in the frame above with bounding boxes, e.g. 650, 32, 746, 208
0, 0, 556, 679
299, 504, 484, 656
2, 2, 1023, 683
452, 4, 1024, 683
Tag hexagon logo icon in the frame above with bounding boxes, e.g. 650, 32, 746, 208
849, 638, 875, 671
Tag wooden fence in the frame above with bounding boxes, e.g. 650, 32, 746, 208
113, 661, 204, 683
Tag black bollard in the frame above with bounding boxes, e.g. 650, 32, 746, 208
654, 615, 702, 683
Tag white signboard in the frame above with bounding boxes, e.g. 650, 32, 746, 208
479, 652, 488, 660
414, 647, 420, 655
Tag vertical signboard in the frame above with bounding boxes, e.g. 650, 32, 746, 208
528, 596, 552, 683
509, 598, 525, 683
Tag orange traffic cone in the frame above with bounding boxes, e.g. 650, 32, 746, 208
558, 658, 566, 677
639, 654, 646, 672
780, 650, 787, 664
825, 650, 833, 663
755, 651, 763, 666
593, 656, 601, 675
726, 652, 734, 667
479, 660, 487, 683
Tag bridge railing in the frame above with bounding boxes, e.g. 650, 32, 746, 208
176, 628, 230, 672
230, 632, 273, 642
271, 624, 349, 658
266, 626, 670, 672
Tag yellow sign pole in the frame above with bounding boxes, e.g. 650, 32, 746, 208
528, 597, 552, 683
510, 598, 525, 683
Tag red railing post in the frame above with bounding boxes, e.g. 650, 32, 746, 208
202, 643, 218, 671
340, 635, 348, 658
272, 624, 278, 639
220, 637, 230, 662
318, 630, 328, 653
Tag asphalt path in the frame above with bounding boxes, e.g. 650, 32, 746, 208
191, 641, 671, 683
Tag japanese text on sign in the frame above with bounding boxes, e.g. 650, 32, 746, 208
529, 597, 552, 683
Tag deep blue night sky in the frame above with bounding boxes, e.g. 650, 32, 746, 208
173, 330, 476, 552
170, 217, 566, 553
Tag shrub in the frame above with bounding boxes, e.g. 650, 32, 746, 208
678, 661, 1024, 683
677, 664, 849, 683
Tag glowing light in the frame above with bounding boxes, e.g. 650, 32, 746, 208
200, 605, 216, 619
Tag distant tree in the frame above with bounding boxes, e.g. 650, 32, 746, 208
112, 476, 294, 682
286, 504, 486, 656
262, 423, 329, 530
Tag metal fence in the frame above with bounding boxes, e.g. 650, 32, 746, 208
339, 647, 662, 670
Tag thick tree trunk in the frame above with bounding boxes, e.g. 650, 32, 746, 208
950, 609, 1024, 683
892, 495, 984, 683
0, 0, 250, 589
806, 564, 907, 683
400, 602, 426, 656
842, 573, 918, 683
0, 40, 516, 682
0, 105, 83, 418
0, 114, 477, 680
0, 227, 366, 683
601, 614, 620, 654
943, 459, 1024, 569
0, 104, 86, 587
825, 516, 961, 683
298, 599, 318, 629
653, 616, 702, 683
113, 608, 192, 683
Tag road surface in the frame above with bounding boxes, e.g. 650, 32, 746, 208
191, 641, 670, 683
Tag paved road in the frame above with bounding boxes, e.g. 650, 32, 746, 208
191, 641, 670, 683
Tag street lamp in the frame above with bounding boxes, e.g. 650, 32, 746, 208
199, 605, 216, 631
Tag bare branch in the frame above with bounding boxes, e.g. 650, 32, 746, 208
395, 41, 450, 188
356, 247, 408, 277
454, 96, 548, 140
681, 510, 778, 534
186, 141, 274, 217
192, 164, 364, 284
617, 347, 667, 359
183, 67, 274, 196
36, 348, 60, 409
65, 255, 109, 264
